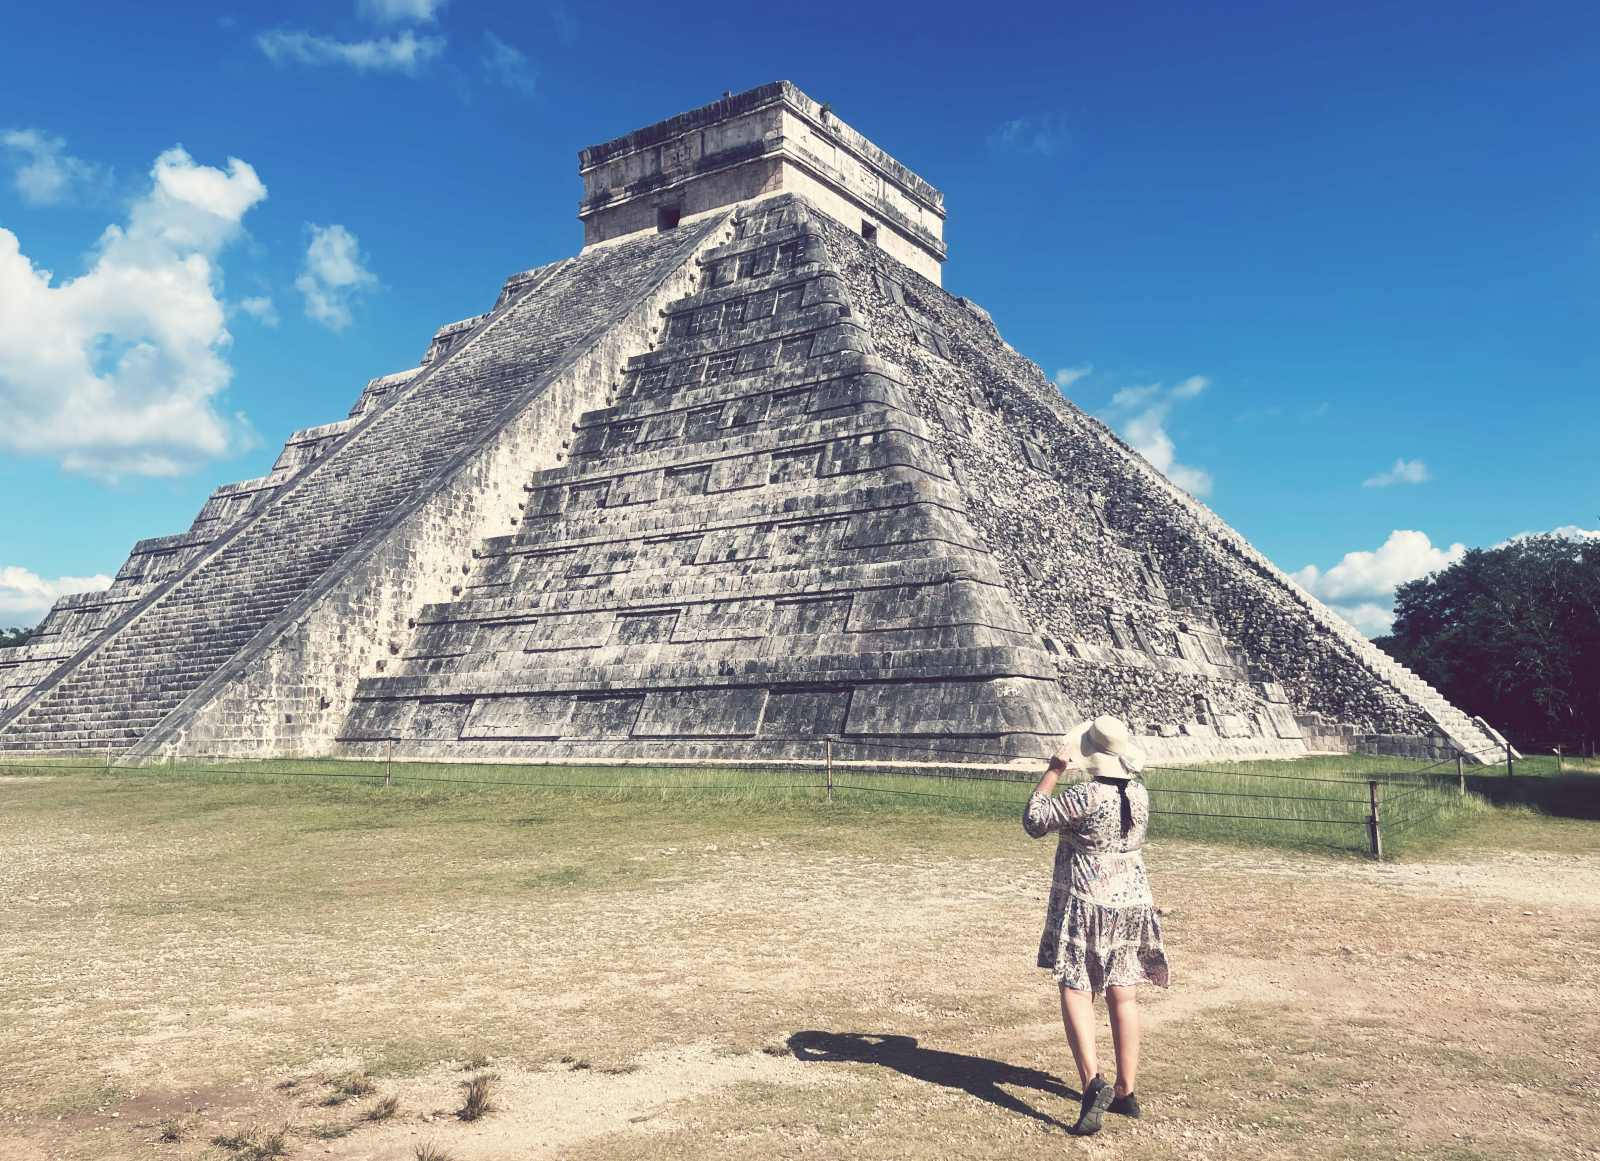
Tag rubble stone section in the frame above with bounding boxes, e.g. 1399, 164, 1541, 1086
808, 213, 1496, 763
0, 417, 360, 713
339, 198, 1073, 762
0, 219, 727, 755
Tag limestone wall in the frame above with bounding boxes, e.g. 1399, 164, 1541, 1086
815, 214, 1494, 760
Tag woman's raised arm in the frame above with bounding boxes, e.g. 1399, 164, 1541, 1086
1023, 755, 1072, 837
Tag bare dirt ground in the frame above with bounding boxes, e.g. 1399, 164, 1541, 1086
1, 776, 1596, 1161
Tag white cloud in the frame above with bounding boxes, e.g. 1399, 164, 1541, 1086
237, 295, 279, 327
1362, 457, 1430, 488
1, 129, 108, 206
1054, 365, 1092, 391
256, 28, 445, 74
0, 566, 113, 625
1292, 529, 1467, 636
295, 224, 376, 331
0, 146, 266, 479
1325, 601, 1398, 638
482, 31, 537, 95
359, 0, 448, 22
1499, 524, 1600, 545
1105, 374, 1213, 497
988, 114, 1072, 156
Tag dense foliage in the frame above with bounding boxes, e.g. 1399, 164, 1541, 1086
0, 627, 32, 648
1376, 535, 1600, 753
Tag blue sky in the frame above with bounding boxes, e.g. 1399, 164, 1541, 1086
1, 0, 1595, 634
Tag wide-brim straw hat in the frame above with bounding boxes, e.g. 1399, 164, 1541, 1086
1058, 715, 1144, 779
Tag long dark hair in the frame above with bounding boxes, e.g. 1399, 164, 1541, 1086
1092, 774, 1137, 837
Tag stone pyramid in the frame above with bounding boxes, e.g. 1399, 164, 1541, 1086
0, 82, 1500, 765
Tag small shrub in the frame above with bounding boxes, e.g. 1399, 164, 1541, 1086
457, 1072, 497, 1121
462, 1052, 492, 1071
415, 1143, 459, 1161
157, 1116, 186, 1142
364, 1094, 399, 1122
307, 1121, 353, 1140
252, 1127, 291, 1159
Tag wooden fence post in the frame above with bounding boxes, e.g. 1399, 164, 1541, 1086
1367, 779, 1383, 860
1505, 743, 1514, 779
1456, 751, 1465, 796
1554, 746, 1563, 773
385, 744, 393, 789
825, 738, 833, 804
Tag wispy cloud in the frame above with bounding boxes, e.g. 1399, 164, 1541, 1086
550, 3, 578, 47
481, 30, 536, 95
0, 145, 266, 479
1291, 529, 1466, 636
237, 295, 279, 327
1054, 365, 1092, 391
1362, 457, 1430, 488
257, 28, 445, 74
359, 0, 448, 23
1, 129, 110, 206
1104, 374, 1213, 496
0, 565, 113, 626
295, 224, 377, 331
988, 113, 1072, 156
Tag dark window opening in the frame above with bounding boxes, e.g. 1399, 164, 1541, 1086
861, 219, 879, 244
656, 204, 681, 232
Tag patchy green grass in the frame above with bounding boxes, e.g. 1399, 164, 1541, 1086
0, 749, 1523, 855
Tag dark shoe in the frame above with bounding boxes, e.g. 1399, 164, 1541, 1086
1070, 1075, 1114, 1136
1109, 1092, 1141, 1118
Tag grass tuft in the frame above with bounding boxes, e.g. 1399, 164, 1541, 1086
462, 1052, 492, 1071
415, 1143, 459, 1161
457, 1071, 497, 1121
364, 1094, 399, 1121
321, 1070, 376, 1104
211, 1123, 291, 1159
157, 1116, 187, 1142
307, 1121, 353, 1140
212, 1125, 260, 1150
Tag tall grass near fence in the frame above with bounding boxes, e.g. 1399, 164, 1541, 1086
0, 747, 1504, 857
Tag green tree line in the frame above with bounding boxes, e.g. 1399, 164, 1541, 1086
1376, 534, 1600, 754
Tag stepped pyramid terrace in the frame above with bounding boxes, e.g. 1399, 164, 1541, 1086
0, 82, 1503, 765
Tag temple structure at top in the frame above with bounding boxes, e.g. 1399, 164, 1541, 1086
578, 81, 947, 283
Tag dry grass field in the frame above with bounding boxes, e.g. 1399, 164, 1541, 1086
2, 771, 1597, 1160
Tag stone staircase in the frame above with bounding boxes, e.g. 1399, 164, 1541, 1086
0, 224, 719, 754
340, 198, 1071, 762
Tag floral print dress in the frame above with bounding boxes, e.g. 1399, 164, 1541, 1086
1024, 779, 1170, 993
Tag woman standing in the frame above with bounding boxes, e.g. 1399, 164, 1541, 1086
1023, 715, 1169, 1137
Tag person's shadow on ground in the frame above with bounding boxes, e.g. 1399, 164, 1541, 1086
786, 1031, 1077, 1128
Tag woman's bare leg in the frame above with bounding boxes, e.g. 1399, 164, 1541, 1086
1106, 985, 1140, 1096
1058, 985, 1100, 1088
